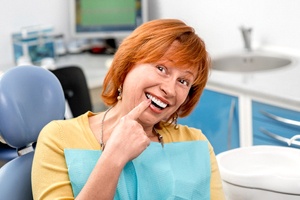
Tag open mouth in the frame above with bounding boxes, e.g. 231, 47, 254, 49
146, 93, 168, 110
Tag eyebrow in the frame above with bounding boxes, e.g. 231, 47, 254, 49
165, 58, 196, 79
184, 70, 196, 79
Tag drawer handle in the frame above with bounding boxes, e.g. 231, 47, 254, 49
260, 128, 300, 147
260, 110, 300, 127
288, 135, 300, 146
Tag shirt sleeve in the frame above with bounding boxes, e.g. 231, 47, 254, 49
188, 127, 226, 200
31, 121, 74, 200
208, 142, 226, 200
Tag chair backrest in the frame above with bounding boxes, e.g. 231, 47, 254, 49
0, 66, 65, 200
50, 66, 92, 118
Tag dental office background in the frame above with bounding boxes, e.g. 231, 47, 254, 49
1, 0, 300, 68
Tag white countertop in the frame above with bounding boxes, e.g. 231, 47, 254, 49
1, 49, 299, 109
0, 53, 114, 89
207, 48, 300, 108
55, 53, 113, 89
56, 49, 299, 108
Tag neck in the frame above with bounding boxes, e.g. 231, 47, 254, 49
100, 105, 164, 148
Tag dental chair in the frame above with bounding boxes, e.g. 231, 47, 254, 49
50, 66, 92, 118
0, 66, 65, 200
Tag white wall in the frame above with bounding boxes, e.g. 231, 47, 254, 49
1, 0, 300, 67
0, 0, 70, 67
149, 0, 300, 57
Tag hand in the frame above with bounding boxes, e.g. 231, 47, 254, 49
103, 99, 151, 164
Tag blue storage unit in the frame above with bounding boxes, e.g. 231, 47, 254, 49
178, 89, 240, 154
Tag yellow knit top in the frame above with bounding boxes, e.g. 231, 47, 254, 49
32, 111, 225, 200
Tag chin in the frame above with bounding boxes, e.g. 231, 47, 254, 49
138, 114, 160, 126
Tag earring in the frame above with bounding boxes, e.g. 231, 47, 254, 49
174, 113, 179, 129
117, 86, 122, 101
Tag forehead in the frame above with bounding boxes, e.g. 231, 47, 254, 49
159, 42, 199, 74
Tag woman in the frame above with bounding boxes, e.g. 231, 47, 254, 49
32, 19, 225, 199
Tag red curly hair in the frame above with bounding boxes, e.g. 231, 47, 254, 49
102, 19, 211, 120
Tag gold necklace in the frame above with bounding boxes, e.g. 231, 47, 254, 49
100, 108, 164, 150
100, 107, 112, 150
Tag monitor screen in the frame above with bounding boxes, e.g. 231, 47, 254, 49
69, 0, 148, 39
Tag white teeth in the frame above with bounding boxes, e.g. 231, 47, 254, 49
146, 94, 167, 109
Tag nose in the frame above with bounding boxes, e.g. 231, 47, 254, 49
160, 80, 176, 97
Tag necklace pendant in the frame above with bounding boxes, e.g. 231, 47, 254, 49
100, 142, 105, 150
158, 135, 164, 148
153, 128, 164, 148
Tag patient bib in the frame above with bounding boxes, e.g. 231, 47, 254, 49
64, 141, 211, 199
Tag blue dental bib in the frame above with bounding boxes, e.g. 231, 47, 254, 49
64, 141, 211, 199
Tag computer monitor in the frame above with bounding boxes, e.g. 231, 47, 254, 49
69, 0, 148, 40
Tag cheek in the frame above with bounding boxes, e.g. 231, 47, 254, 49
122, 76, 146, 102
123, 81, 140, 100
177, 90, 190, 105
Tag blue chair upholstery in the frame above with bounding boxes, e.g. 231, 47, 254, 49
0, 66, 65, 200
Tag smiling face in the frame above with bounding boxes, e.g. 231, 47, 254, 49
102, 19, 210, 122
120, 42, 198, 127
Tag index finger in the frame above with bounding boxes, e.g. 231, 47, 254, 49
126, 99, 151, 120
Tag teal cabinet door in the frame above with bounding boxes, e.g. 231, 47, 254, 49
178, 89, 240, 154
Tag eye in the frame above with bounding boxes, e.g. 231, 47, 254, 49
178, 79, 189, 86
156, 65, 167, 74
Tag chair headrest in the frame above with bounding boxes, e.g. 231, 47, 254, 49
0, 66, 65, 149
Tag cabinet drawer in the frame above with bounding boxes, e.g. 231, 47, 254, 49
252, 101, 300, 147
252, 101, 300, 129
253, 119, 299, 147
